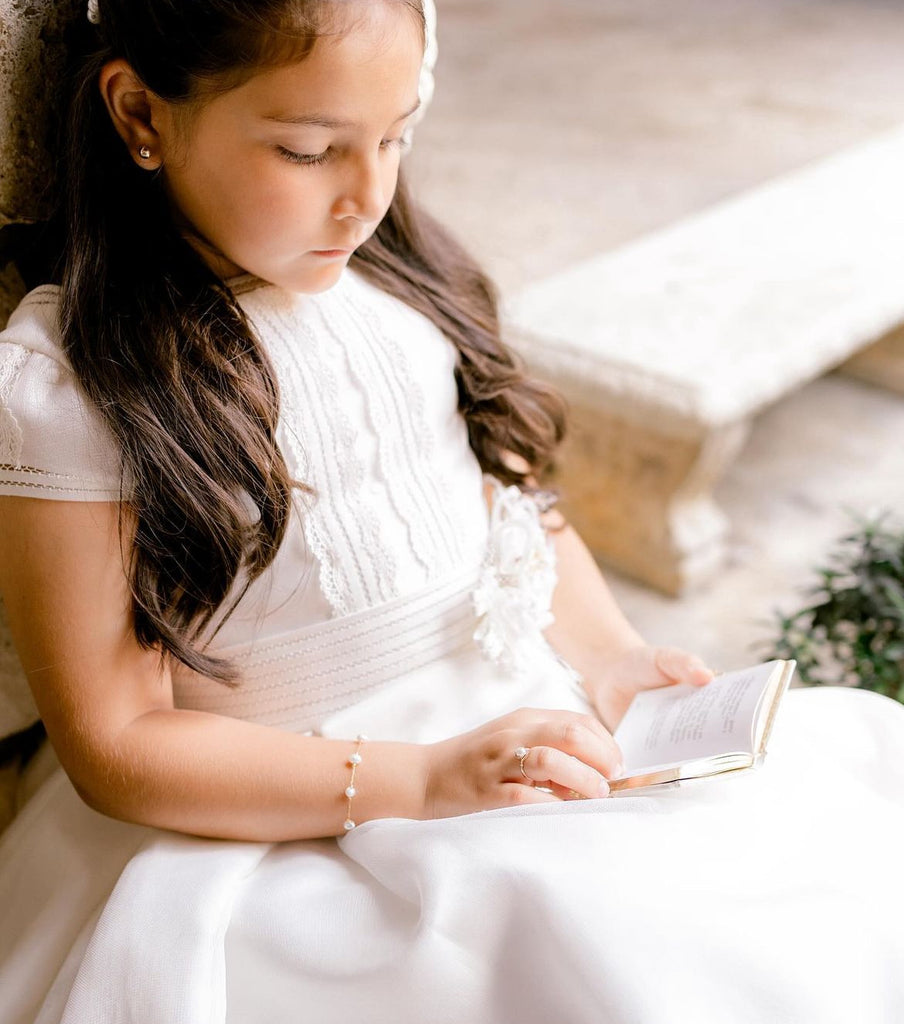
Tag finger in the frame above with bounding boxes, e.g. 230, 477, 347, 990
500, 783, 560, 807
546, 716, 623, 779
508, 708, 623, 777
654, 647, 716, 686
521, 745, 611, 799
519, 706, 618, 751
548, 782, 594, 801
571, 709, 621, 746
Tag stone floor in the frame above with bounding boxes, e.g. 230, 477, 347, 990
407, 0, 904, 670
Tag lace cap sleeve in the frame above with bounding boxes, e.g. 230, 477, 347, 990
0, 287, 125, 501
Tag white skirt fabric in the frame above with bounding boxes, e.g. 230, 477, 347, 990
1, 632, 904, 1024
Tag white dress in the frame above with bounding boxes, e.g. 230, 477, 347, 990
0, 269, 903, 1024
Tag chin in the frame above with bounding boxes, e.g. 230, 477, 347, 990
279, 263, 349, 295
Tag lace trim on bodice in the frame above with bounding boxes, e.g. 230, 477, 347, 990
250, 297, 392, 616
331, 285, 459, 579
0, 342, 29, 465
240, 276, 482, 619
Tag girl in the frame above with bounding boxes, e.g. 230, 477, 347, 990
0, 1, 903, 1021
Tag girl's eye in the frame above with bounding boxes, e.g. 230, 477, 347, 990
277, 146, 330, 167
276, 136, 410, 167
380, 136, 411, 155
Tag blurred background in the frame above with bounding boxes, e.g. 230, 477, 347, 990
406, 0, 904, 670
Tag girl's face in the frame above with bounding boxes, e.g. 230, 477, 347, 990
154, 4, 424, 293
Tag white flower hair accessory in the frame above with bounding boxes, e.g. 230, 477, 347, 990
472, 475, 559, 675
402, 0, 438, 150
87, 0, 100, 25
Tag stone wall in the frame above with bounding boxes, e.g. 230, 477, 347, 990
0, 0, 82, 230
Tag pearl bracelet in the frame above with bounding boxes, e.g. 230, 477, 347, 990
342, 734, 368, 832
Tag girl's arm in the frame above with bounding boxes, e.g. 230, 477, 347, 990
541, 509, 714, 731
541, 512, 645, 669
0, 497, 622, 842
0, 497, 429, 841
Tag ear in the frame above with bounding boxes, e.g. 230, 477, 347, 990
98, 58, 166, 170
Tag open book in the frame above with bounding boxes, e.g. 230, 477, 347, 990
607, 659, 796, 793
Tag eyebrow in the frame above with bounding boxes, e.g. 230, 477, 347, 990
263, 98, 422, 129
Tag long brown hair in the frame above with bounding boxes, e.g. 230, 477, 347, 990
51, 0, 566, 685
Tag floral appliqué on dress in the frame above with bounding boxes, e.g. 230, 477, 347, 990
472, 475, 560, 676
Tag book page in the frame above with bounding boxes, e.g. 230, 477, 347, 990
612, 661, 780, 773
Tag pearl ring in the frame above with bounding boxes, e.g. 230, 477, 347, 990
514, 746, 531, 780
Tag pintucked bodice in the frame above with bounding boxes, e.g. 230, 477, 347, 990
200, 269, 490, 646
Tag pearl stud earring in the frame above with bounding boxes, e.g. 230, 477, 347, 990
138, 145, 152, 160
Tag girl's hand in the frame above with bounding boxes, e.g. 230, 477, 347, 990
423, 707, 624, 819
586, 644, 716, 733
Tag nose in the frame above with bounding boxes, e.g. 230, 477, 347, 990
332, 150, 388, 226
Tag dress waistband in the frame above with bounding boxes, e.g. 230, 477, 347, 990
172, 567, 481, 732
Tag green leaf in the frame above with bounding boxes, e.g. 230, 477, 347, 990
768, 509, 904, 705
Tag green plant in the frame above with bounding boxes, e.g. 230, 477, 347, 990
765, 510, 904, 704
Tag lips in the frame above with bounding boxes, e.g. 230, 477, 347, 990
316, 241, 362, 252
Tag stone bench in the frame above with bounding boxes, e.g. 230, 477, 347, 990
504, 125, 904, 596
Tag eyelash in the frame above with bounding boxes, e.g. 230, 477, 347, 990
277, 137, 410, 166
